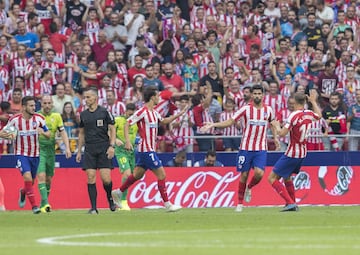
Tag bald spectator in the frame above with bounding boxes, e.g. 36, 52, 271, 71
159, 63, 185, 92
52, 83, 74, 113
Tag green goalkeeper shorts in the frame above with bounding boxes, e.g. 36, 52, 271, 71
38, 145, 56, 177
115, 150, 135, 173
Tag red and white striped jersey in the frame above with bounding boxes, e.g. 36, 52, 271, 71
220, 110, 241, 136
34, 80, 52, 97
335, 61, 348, 83
171, 109, 194, 145
6, 113, 47, 157
8, 51, 18, 61
218, 14, 237, 27
245, 56, 263, 71
10, 58, 29, 87
110, 73, 128, 101
280, 85, 294, 101
284, 109, 321, 158
345, 18, 359, 36
263, 94, 286, 114
154, 90, 173, 117
224, 90, 245, 110
0, 67, 9, 88
41, 61, 65, 86
105, 101, 126, 117
116, 63, 128, 83
190, 21, 207, 33
5, 88, 32, 101
307, 117, 328, 144
232, 104, 275, 151
53, 0, 65, 20
193, 52, 211, 78
128, 105, 163, 152
295, 52, 310, 72
25, 63, 42, 95
338, 79, 360, 93
276, 108, 292, 144
85, 20, 100, 46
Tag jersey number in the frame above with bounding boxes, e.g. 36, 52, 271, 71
299, 123, 311, 142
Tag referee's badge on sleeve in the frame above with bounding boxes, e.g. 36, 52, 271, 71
97, 120, 104, 127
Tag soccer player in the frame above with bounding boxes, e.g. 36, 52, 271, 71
111, 86, 188, 212
201, 84, 279, 212
269, 90, 321, 211
114, 103, 138, 211
37, 95, 71, 213
76, 87, 116, 214
0, 96, 50, 214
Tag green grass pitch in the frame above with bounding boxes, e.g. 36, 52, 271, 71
0, 206, 359, 255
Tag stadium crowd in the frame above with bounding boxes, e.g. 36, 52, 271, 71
0, 0, 360, 154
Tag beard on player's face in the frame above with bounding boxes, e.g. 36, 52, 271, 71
253, 97, 261, 105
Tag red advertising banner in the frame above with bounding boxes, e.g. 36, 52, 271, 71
0, 166, 357, 210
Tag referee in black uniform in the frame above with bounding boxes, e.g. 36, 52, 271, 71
76, 87, 116, 214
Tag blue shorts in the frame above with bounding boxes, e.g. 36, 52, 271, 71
136, 152, 163, 170
16, 156, 40, 179
273, 155, 304, 179
236, 150, 267, 172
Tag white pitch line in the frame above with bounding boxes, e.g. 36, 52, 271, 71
36, 228, 360, 249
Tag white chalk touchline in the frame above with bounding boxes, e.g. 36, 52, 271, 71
36, 228, 360, 249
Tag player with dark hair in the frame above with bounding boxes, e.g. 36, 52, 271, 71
0, 96, 50, 214
76, 87, 116, 214
201, 84, 279, 212
112, 86, 188, 212
269, 90, 321, 211
114, 103, 138, 211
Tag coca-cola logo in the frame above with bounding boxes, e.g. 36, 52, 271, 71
318, 166, 353, 196
129, 171, 240, 208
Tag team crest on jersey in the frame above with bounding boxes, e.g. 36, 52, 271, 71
32, 121, 37, 129
263, 112, 268, 119
97, 120, 104, 127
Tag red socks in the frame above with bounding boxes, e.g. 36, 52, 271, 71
237, 182, 246, 204
158, 179, 169, 203
285, 180, 295, 202
24, 181, 36, 207
120, 175, 136, 192
272, 180, 294, 205
247, 176, 261, 189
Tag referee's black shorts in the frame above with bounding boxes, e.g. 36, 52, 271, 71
82, 142, 114, 170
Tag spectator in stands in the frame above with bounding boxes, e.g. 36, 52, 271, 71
9, 87, 22, 114
160, 63, 185, 92
192, 82, 214, 151
194, 150, 224, 167
143, 64, 165, 90
124, 1, 145, 56
2, 4, 21, 38
14, 20, 40, 57
317, 60, 339, 105
92, 30, 114, 66
62, 0, 86, 32
127, 55, 146, 84
322, 92, 347, 151
104, 12, 127, 51
166, 150, 187, 167
346, 89, 360, 151
219, 98, 241, 152
52, 83, 74, 113
124, 75, 144, 109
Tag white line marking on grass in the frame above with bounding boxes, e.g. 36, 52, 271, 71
36, 228, 360, 249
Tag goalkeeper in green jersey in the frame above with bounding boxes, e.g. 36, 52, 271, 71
38, 95, 72, 213
114, 103, 138, 210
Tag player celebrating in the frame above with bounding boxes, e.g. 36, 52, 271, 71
269, 90, 321, 211
0, 96, 50, 214
201, 84, 279, 212
114, 103, 138, 211
111, 86, 188, 212
37, 95, 72, 213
